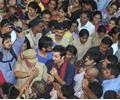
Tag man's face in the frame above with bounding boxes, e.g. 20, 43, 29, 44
1, 24, 12, 34
84, 56, 94, 66
0, 0, 4, 9
98, 32, 106, 38
84, 69, 94, 80
99, 43, 109, 54
42, 14, 51, 25
52, 52, 62, 64
102, 58, 111, 69
33, 23, 44, 33
80, 13, 88, 25
3, 38, 12, 50
48, 0, 56, 11
43, 14, 51, 22
65, 51, 74, 60
55, 29, 65, 39
103, 68, 111, 79
80, 35, 88, 44
9, 0, 16, 6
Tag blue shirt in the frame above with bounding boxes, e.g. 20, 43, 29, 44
35, 48, 53, 64
46, 59, 75, 86
102, 75, 120, 97
0, 36, 25, 84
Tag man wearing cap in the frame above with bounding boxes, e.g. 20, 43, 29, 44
14, 49, 53, 93
47, 21, 71, 47
23, 17, 44, 48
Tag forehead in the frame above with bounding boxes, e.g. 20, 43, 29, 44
55, 29, 64, 32
100, 43, 109, 48
53, 52, 61, 56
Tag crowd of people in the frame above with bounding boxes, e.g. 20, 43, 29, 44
0, 0, 120, 99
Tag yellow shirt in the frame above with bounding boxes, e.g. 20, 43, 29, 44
39, 2, 45, 11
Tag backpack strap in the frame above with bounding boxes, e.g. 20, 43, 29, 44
10, 48, 17, 61
0, 48, 17, 63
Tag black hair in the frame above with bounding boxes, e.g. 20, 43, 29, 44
86, 52, 102, 63
108, 26, 120, 36
52, 45, 66, 57
61, 85, 75, 99
24, 37, 31, 50
71, 20, 79, 27
97, 25, 106, 33
101, 37, 113, 47
118, 33, 120, 41
38, 36, 53, 50
79, 29, 89, 37
88, 81, 103, 98
41, 9, 52, 16
80, 11, 90, 19
92, 10, 102, 20
0, 19, 9, 28
82, 0, 97, 10
107, 63, 120, 78
65, 45, 77, 55
109, 17, 118, 25
106, 55, 118, 64
1, 83, 20, 99
2, 34, 11, 44
31, 80, 48, 98
104, 90, 117, 99
28, 1, 41, 13
58, 4, 68, 13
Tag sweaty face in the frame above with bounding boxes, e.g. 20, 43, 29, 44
79, 35, 88, 44
3, 38, 12, 50
52, 52, 62, 64
99, 43, 109, 54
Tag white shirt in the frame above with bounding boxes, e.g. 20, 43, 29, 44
74, 71, 85, 98
24, 29, 42, 48
111, 42, 118, 55
77, 19, 95, 36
